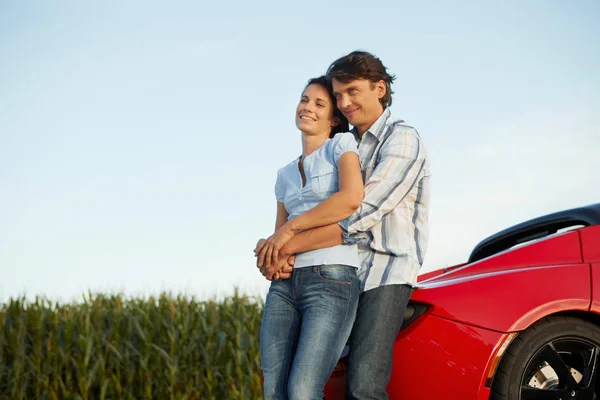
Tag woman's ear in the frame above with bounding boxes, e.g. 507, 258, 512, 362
331, 117, 340, 128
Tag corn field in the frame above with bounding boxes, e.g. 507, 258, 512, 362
0, 291, 264, 400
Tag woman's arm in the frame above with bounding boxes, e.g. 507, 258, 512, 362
285, 152, 363, 232
274, 201, 289, 231
256, 202, 289, 278
257, 150, 363, 269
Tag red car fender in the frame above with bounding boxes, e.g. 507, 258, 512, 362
581, 225, 600, 263
584, 225, 600, 313
412, 263, 591, 332
591, 263, 600, 312
414, 230, 591, 332
582, 226, 600, 313
324, 313, 507, 400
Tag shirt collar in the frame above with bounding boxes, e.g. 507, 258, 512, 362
351, 108, 392, 142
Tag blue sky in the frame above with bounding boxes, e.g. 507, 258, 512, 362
1, 1, 599, 302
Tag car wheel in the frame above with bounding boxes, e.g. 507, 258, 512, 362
491, 316, 600, 400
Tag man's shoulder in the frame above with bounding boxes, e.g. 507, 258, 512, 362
384, 112, 415, 130
384, 118, 421, 142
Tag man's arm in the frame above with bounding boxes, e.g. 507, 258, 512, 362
342, 126, 426, 236
258, 224, 343, 277
282, 223, 343, 255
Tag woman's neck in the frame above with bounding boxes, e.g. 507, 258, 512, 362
301, 131, 330, 159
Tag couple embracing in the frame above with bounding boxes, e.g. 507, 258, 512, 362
254, 50, 431, 400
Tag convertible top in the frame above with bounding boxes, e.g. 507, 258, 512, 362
468, 203, 600, 263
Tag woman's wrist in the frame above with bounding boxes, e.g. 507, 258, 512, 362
283, 218, 300, 233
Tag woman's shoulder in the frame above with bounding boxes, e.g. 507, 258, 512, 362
330, 131, 357, 145
277, 157, 300, 177
327, 131, 359, 160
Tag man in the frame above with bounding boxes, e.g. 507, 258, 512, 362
256, 50, 431, 399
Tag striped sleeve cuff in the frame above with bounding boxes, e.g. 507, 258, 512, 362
339, 220, 368, 245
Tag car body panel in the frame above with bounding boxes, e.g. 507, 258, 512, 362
413, 263, 591, 332
589, 263, 600, 313
386, 315, 502, 400
323, 204, 600, 399
583, 225, 600, 311
581, 225, 600, 262
417, 263, 467, 282
324, 314, 503, 400
421, 231, 583, 284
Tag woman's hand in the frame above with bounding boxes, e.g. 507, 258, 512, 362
254, 238, 266, 254
256, 222, 295, 270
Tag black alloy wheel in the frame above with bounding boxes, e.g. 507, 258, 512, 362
491, 317, 600, 400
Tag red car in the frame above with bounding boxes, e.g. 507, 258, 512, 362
325, 203, 600, 400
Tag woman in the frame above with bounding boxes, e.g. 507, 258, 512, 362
257, 76, 363, 400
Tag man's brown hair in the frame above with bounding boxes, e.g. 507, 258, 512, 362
326, 50, 396, 108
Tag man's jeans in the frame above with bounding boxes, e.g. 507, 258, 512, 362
260, 265, 360, 400
345, 284, 413, 400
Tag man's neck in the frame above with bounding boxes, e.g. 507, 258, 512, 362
356, 108, 385, 139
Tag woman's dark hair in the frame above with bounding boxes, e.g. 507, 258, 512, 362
304, 76, 349, 138
326, 50, 396, 108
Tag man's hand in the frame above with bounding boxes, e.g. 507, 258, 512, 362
259, 249, 291, 280
254, 239, 295, 280
270, 255, 295, 281
256, 223, 295, 269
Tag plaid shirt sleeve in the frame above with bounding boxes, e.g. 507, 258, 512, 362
340, 127, 426, 242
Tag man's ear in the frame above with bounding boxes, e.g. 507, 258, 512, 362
376, 80, 386, 100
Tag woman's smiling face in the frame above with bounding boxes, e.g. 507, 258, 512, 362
295, 83, 337, 136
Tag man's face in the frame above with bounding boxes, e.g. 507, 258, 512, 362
332, 78, 386, 135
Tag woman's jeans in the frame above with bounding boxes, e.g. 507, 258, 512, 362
260, 265, 360, 400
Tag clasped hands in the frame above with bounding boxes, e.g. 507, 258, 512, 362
254, 222, 296, 281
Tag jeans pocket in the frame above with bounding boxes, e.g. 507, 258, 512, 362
317, 265, 354, 285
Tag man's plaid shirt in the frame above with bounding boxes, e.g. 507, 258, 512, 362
340, 108, 431, 292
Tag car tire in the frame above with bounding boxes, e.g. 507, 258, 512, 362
491, 316, 600, 400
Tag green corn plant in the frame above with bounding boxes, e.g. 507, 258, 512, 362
0, 290, 266, 399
